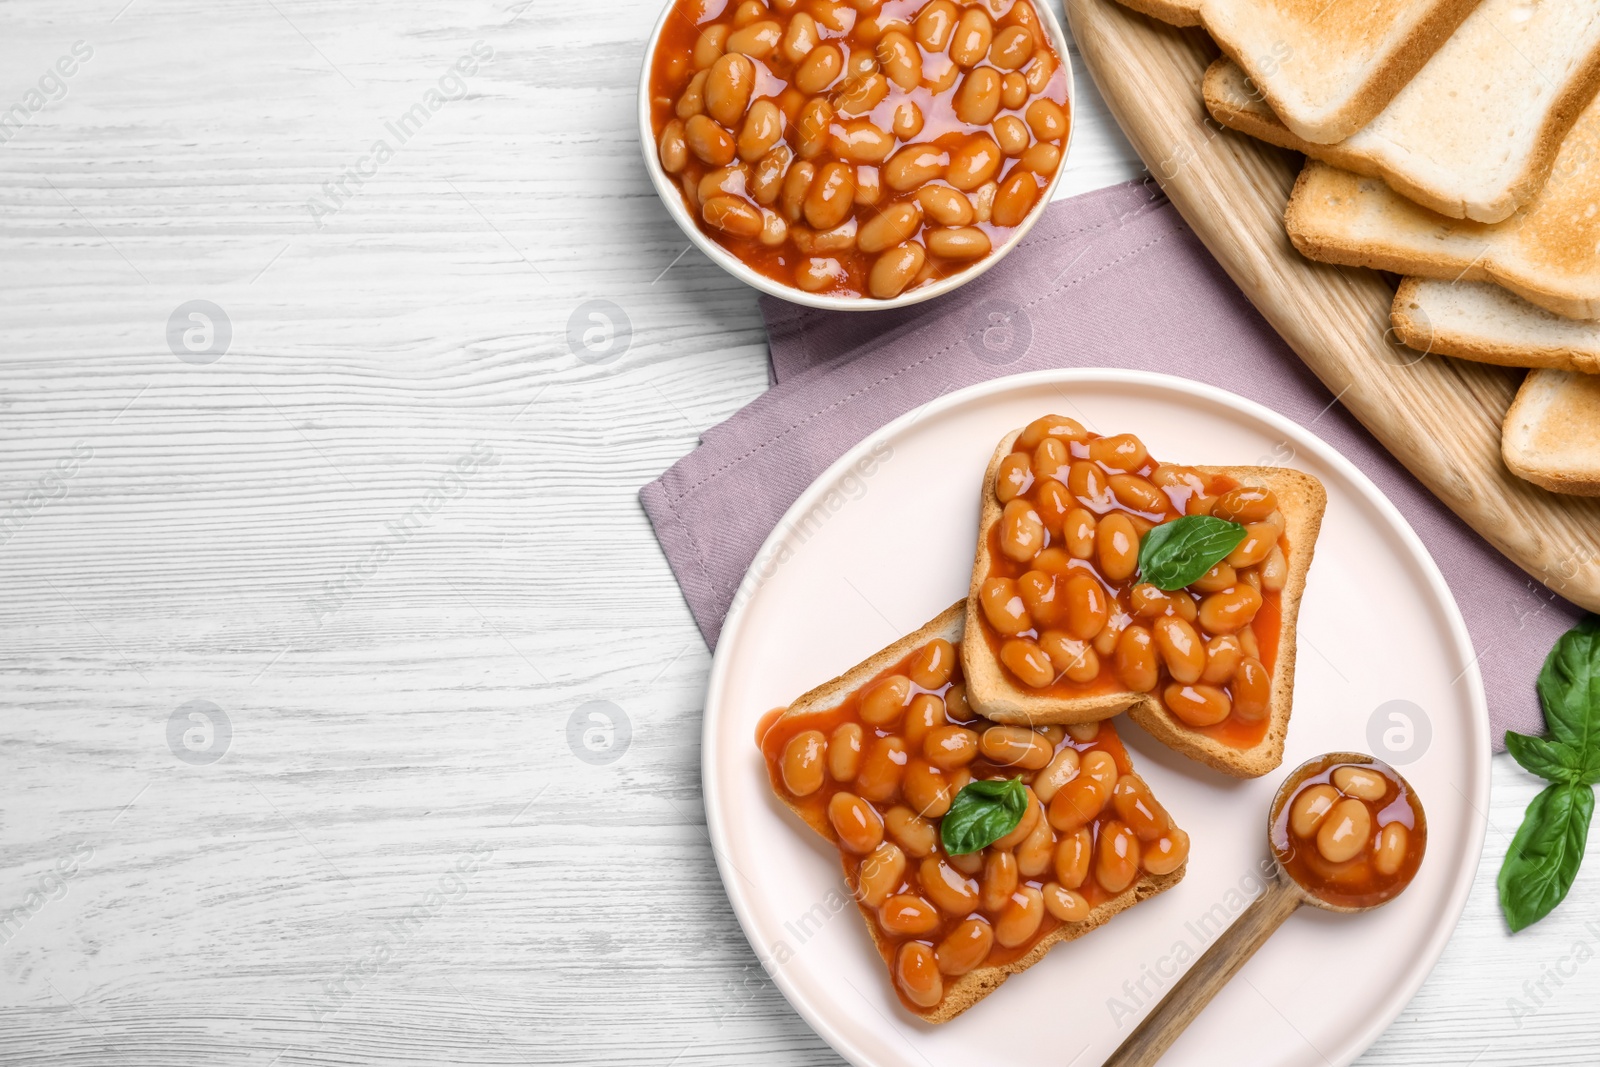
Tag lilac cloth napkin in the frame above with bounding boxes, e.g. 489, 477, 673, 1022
641, 180, 1584, 747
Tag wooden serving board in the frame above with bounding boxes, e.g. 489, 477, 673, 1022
1065, 0, 1600, 612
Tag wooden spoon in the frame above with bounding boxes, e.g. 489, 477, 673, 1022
1103, 752, 1426, 1067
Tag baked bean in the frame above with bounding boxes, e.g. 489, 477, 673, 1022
1017, 811, 1056, 876
1374, 823, 1409, 876
1163, 682, 1230, 727
994, 114, 1030, 156
920, 856, 980, 916
659, 119, 689, 173
1049, 749, 1117, 831
1260, 545, 1288, 592
1093, 613, 1125, 656
1068, 460, 1114, 511
795, 97, 834, 158
832, 118, 895, 164
829, 791, 883, 853
1150, 462, 1206, 496
803, 161, 856, 229
812, 1, 855, 32
881, 894, 941, 937
1001, 71, 1029, 110
850, 201, 918, 258
1110, 473, 1168, 516
706, 53, 757, 127
904, 758, 953, 817
868, 241, 925, 299
1061, 508, 1095, 559
935, 917, 993, 976
1316, 798, 1372, 864
857, 842, 906, 907
947, 846, 982, 876
950, 8, 993, 67
1043, 882, 1090, 922
1226, 522, 1278, 568
1053, 825, 1093, 887
1052, 574, 1105, 642
913, 0, 958, 49
1153, 616, 1206, 684
702, 195, 764, 238
1142, 827, 1190, 875
1039, 484, 1079, 537
1130, 583, 1196, 621
980, 726, 1053, 769
955, 67, 1002, 125
1189, 561, 1236, 594
795, 44, 844, 94
903, 694, 944, 751
1031, 547, 1072, 576
1029, 438, 1067, 483
1016, 570, 1061, 628
946, 134, 1002, 190
884, 144, 947, 191
918, 184, 973, 226
1112, 774, 1170, 841
1097, 513, 1140, 581
698, 164, 747, 203
780, 159, 815, 220
906, 638, 955, 691
944, 681, 974, 723
830, 722, 864, 781
1087, 432, 1148, 472
861, 674, 912, 726
692, 24, 730, 70
835, 71, 889, 115
734, 99, 783, 162
926, 225, 992, 260
1024, 49, 1056, 93
896, 942, 943, 1007
992, 170, 1039, 227
780, 12, 820, 63
999, 637, 1051, 687
1236, 567, 1262, 594
995, 886, 1045, 947
891, 99, 924, 139
1197, 584, 1262, 634
1096, 820, 1142, 893
1115, 624, 1159, 692
999, 498, 1045, 562
759, 209, 788, 246
990, 24, 1035, 69
727, 18, 782, 58
992, 790, 1043, 851
1018, 414, 1088, 449
995, 450, 1032, 503
781, 729, 828, 795
1212, 486, 1278, 524
1233, 657, 1271, 720
980, 848, 1019, 913
1032, 746, 1080, 803
791, 218, 857, 253
685, 114, 736, 165
885, 804, 938, 857
1289, 783, 1338, 837
875, 30, 921, 90
858, 736, 908, 802
1237, 622, 1260, 659
1201, 634, 1243, 684
1038, 725, 1066, 744
923, 726, 979, 771
1066, 721, 1102, 742
1039, 631, 1099, 683
1334, 766, 1389, 802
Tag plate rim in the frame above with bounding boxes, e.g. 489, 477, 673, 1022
702, 367, 1490, 1067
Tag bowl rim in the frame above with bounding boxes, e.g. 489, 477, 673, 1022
636, 0, 1078, 312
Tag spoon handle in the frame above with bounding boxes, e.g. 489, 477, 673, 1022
1102, 872, 1303, 1067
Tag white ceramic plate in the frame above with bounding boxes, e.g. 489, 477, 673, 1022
703, 370, 1489, 1067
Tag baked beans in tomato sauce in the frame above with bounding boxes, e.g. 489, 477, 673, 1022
759, 634, 1186, 1014
975, 414, 1289, 749
648, 0, 1071, 299
1271, 755, 1425, 909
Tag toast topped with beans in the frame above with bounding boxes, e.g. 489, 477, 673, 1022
758, 602, 1187, 1023
962, 416, 1327, 778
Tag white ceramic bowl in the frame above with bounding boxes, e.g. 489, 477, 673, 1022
637, 2, 1077, 311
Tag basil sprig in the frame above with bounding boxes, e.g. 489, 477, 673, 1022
941, 777, 1028, 855
1500, 617, 1600, 932
1136, 515, 1249, 591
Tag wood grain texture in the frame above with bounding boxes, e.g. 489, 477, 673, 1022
0, 0, 1595, 1064
1064, 0, 1600, 613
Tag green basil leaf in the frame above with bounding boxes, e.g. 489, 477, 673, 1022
941, 776, 1028, 855
1537, 616, 1600, 756
1137, 515, 1249, 591
1506, 730, 1582, 785
1499, 781, 1595, 933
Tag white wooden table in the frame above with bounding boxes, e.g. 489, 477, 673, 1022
2, 2, 1595, 1063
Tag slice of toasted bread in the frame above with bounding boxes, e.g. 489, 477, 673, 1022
1286, 155, 1600, 321
1503, 369, 1600, 497
764, 603, 1186, 1023
1392, 277, 1600, 373
1206, 0, 1600, 224
1116, 0, 1476, 143
963, 428, 1327, 778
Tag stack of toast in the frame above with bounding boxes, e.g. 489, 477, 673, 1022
1117, 0, 1600, 496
